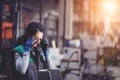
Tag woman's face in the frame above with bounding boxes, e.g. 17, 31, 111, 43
32, 31, 43, 47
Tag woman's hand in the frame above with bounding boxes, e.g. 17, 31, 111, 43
41, 37, 49, 53
25, 38, 33, 52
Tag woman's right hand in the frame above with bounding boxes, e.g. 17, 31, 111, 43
25, 39, 33, 52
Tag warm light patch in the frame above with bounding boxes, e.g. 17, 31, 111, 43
104, 2, 116, 12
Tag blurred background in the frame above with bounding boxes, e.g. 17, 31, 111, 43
0, 0, 120, 80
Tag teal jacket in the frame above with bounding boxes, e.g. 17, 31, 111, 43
13, 45, 34, 62
13, 45, 34, 74
13, 45, 47, 74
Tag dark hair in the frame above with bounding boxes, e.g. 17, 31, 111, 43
16, 22, 44, 46
25, 22, 44, 36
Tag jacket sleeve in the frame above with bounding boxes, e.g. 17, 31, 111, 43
15, 51, 30, 74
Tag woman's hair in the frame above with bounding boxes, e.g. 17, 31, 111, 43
16, 22, 44, 46
25, 22, 44, 36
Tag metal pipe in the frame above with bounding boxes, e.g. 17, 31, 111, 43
39, 0, 42, 24
63, 0, 66, 47
0, 0, 3, 45
12, 0, 21, 46
22, 5, 39, 11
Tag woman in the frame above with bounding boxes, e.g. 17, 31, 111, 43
13, 22, 49, 80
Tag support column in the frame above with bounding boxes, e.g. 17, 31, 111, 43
58, 0, 65, 48
65, 0, 73, 39
58, 0, 73, 48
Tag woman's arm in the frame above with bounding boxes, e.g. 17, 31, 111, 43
15, 51, 30, 74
